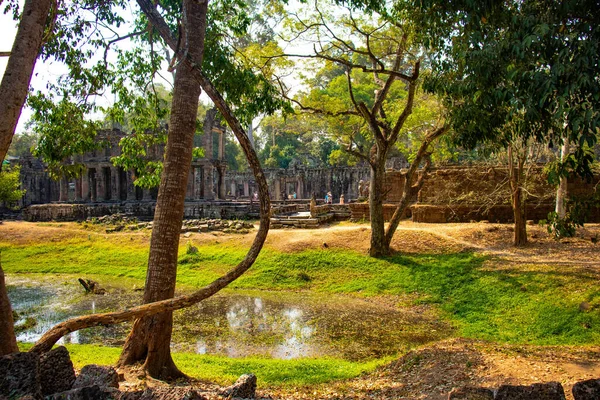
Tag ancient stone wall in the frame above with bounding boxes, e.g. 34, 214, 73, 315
350, 166, 600, 223
23, 201, 259, 222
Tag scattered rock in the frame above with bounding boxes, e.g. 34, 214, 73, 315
47, 384, 118, 400
496, 382, 566, 400
40, 346, 76, 396
219, 373, 257, 399
73, 365, 119, 389
0, 351, 41, 399
448, 386, 494, 400
572, 378, 600, 400
124, 387, 207, 400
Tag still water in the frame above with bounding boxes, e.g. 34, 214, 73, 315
7, 277, 449, 361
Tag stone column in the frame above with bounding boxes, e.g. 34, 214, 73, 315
203, 109, 215, 159
75, 177, 83, 201
203, 165, 214, 200
126, 170, 136, 201
218, 131, 225, 160
274, 179, 281, 201
186, 168, 195, 200
231, 181, 236, 197
194, 167, 203, 199
297, 178, 304, 199
90, 169, 97, 202
96, 168, 106, 201
59, 176, 69, 202
217, 165, 226, 199
81, 170, 90, 202
111, 167, 119, 201
143, 188, 153, 201
243, 181, 249, 197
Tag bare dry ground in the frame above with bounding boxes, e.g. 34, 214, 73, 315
2, 220, 600, 399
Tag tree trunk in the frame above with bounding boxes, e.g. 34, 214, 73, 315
369, 155, 388, 257
508, 146, 527, 246
117, 0, 207, 380
0, 0, 53, 164
555, 139, 569, 218
0, 0, 53, 357
0, 264, 18, 356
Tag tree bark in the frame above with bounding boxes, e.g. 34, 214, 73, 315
555, 139, 569, 218
0, 264, 19, 356
0, 0, 53, 357
0, 0, 53, 164
508, 145, 527, 246
117, 0, 208, 380
369, 147, 388, 257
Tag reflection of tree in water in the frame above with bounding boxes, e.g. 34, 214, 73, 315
173, 295, 319, 358
10, 278, 450, 360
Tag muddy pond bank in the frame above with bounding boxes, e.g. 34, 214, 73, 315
7, 275, 450, 361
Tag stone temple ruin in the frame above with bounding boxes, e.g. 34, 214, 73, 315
8, 108, 600, 224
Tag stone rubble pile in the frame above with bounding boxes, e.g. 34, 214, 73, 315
83, 214, 254, 234
449, 380, 600, 400
0, 347, 257, 400
179, 219, 254, 234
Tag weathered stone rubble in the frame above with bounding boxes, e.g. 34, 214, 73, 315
0, 347, 257, 400
80, 213, 254, 234
448, 381, 591, 400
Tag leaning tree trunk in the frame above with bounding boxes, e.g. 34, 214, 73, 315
0, 0, 53, 164
117, 0, 207, 380
508, 146, 527, 247
0, 264, 18, 355
369, 150, 389, 257
0, 0, 53, 356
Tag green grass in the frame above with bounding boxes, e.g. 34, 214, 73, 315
18, 343, 385, 386
5, 232, 600, 347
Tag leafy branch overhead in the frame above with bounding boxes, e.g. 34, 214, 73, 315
25, 0, 290, 184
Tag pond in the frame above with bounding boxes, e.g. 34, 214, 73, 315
7, 276, 450, 361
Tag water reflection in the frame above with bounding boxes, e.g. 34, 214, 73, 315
7, 278, 450, 361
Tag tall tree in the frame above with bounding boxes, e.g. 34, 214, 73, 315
0, 0, 53, 165
278, 1, 446, 256
411, 0, 600, 244
115, 0, 208, 379
0, 0, 54, 357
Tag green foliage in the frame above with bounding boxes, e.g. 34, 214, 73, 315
414, 0, 600, 175
544, 211, 579, 240
0, 166, 25, 207
28, 95, 102, 180
544, 187, 600, 239
23, 0, 289, 185
7, 132, 39, 158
